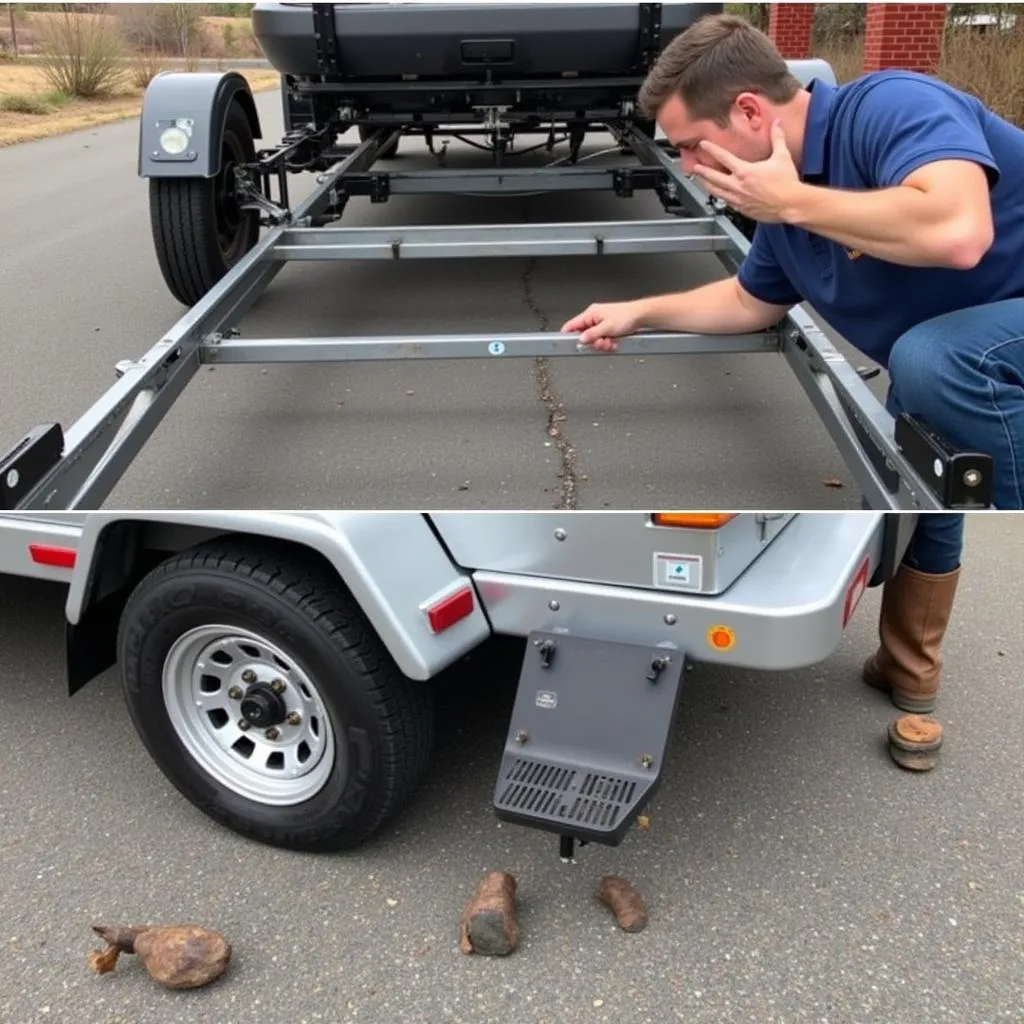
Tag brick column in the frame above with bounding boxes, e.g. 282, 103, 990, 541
768, 3, 815, 59
863, 4, 947, 74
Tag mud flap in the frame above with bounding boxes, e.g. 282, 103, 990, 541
493, 631, 685, 848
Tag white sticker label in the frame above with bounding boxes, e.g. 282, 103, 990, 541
654, 552, 703, 591
535, 691, 557, 710
488, 341, 506, 356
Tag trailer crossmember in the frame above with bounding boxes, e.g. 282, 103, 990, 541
0, 121, 994, 512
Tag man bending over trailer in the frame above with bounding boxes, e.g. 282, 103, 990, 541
563, 13, 1024, 727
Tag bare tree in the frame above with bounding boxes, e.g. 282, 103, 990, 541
7, 3, 17, 55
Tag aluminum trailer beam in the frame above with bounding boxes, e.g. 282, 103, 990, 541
332, 166, 658, 196
271, 218, 732, 261
205, 331, 777, 365
5, 135, 386, 512
0, 123, 992, 512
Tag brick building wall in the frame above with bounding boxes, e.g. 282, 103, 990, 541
862, 4, 947, 73
767, 3, 948, 74
767, 4, 815, 59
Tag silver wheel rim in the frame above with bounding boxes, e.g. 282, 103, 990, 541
162, 625, 338, 806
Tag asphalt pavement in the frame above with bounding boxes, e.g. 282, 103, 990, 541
0, 90, 887, 511
0, 512, 1021, 1024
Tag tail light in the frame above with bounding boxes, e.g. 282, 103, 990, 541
29, 544, 76, 569
651, 513, 737, 529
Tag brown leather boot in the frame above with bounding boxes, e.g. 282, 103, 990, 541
862, 563, 961, 713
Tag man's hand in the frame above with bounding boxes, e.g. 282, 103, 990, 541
694, 120, 804, 224
560, 301, 644, 352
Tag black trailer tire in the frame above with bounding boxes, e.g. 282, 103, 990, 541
116, 539, 434, 852
149, 102, 261, 307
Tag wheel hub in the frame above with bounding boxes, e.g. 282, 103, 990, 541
240, 683, 287, 728
162, 624, 339, 806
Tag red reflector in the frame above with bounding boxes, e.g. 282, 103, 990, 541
427, 586, 474, 633
29, 544, 77, 569
842, 557, 870, 628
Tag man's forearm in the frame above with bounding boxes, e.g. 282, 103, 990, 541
784, 181, 988, 268
635, 278, 787, 335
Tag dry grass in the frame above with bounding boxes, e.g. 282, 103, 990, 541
34, 8, 128, 98
811, 36, 864, 85
1, 10, 262, 61
0, 65, 280, 148
813, 24, 1024, 128
938, 28, 1024, 127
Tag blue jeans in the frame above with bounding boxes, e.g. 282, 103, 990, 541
880, 298, 1024, 574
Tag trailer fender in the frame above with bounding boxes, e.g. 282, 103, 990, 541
64, 512, 491, 693
785, 58, 838, 88
138, 70, 262, 179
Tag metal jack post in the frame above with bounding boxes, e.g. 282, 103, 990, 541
559, 835, 590, 864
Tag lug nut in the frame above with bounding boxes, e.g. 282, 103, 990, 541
228, 686, 243, 700
241, 669, 257, 683
237, 719, 251, 731
265, 727, 280, 741
286, 711, 302, 727
270, 679, 286, 695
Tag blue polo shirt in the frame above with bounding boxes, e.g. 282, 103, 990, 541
737, 71, 1024, 367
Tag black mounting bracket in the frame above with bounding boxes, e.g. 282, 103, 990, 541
312, 3, 341, 76
894, 413, 993, 509
634, 3, 664, 73
0, 423, 64, 510
612, 166, 666, 198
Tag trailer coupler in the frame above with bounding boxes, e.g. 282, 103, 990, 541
493, 632, 685, 858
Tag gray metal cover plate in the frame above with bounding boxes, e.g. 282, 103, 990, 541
493, 630, 685, 845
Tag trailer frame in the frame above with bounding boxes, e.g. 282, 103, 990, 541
0, 101, 994, 512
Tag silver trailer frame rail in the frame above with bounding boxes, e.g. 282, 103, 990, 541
0, 116, 994, 512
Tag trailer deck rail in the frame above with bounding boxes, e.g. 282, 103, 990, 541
0, 119, 994, 513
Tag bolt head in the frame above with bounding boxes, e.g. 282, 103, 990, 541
270, 679, 286, 694
237, 719, 250, 731
664, 613, 677, 625
514, 730, 528, 744
549, 600, 560, 611
265, 727, 280, 741
963, 468, 982, 488
241, 669, 257, 683
286, 711, 302, 727
228, 686, 243, 700
639, 754, 654, 769
554, 528, 567, 541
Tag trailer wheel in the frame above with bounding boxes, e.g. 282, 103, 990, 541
149, 102, 261, 307
116, 540, 434, 852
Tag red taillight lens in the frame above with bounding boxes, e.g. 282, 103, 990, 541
29, 544, 76, 569
842, 558, 870, 627
426, 586, 474, 633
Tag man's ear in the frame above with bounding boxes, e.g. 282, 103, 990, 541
734, 92, 765, 131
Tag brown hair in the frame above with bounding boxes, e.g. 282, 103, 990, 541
638, 13, 803, 125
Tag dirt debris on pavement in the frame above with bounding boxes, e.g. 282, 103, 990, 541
597, 874, 648, 933
458, 870, 521, 956
88, 923, 231, 990
887, 714, 944, 772
521, 252, 579, 511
